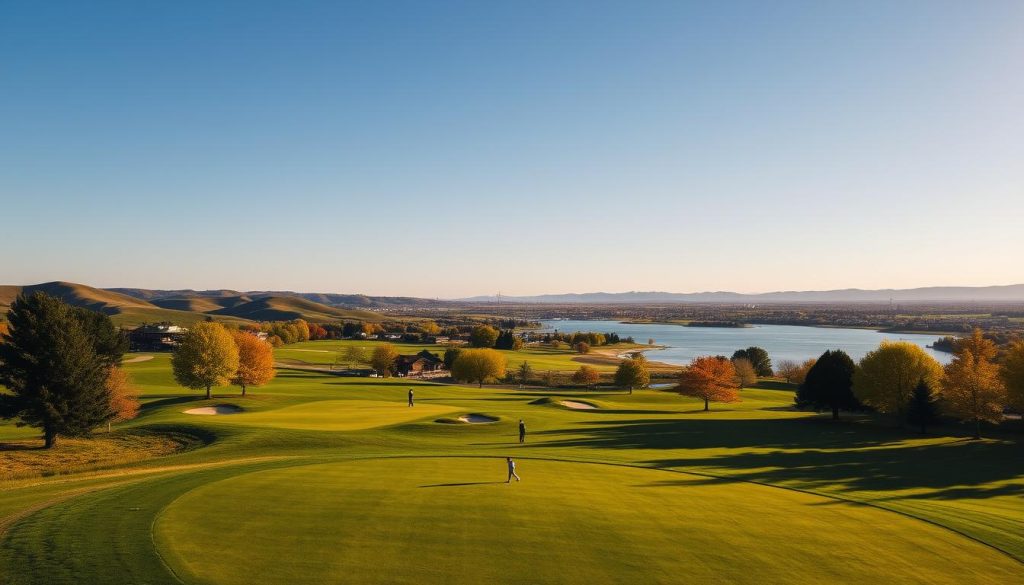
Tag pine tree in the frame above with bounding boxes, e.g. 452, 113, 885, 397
0, 292, 117, 448
906, 378, 939, 434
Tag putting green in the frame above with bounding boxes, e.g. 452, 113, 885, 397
197, 400, 460, 431
154, 458, 1020, 584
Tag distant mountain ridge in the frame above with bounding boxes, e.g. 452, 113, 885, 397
459, 285, 1024, 304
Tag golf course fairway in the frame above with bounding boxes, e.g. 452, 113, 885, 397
153, 457, 1020, 585
2, 349, 1022, 584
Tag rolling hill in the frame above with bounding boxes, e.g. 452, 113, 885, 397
209, 296, 385, 322
0, 282, 389, 326
0, 282, 247, 327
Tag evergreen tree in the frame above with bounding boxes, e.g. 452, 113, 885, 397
906, 378, 939, 434
0, 292, 116, 448
795, 349, 858, 420
732, 346, 772, 376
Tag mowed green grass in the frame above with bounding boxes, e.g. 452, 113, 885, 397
0, 340, 1022, 584
276, 339, 629, 372
155, 458, 1020, 585
189, 399, 462, 431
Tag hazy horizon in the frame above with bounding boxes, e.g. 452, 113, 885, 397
2, 1, 1022, 297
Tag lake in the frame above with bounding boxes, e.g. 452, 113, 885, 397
538, 320, 951, 366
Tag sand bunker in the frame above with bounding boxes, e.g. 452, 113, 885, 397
457, 414, 498, 424
184, 404, 244, 416
122, 355, 154, 364
561, 400, 598, 410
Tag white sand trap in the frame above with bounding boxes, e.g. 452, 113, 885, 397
289, 349, 330, 353
184, 404, 244, 416
123, 355, 154, 364
458, 414, 498, 424
561, 400, 598, 410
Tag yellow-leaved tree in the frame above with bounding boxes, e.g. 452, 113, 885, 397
451, 349, 507, 387
370, 343, 399, 377
232, 331, 276, 396
1000, 340, 1024, 412
172, 321, 240, 400
942, 329, 1006, 439
853, 341, 943, 422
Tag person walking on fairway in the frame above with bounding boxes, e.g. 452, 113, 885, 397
506, 457, 521, 483
518, 419, 526, 443
408, 388, 414, 407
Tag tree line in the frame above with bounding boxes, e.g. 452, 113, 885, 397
794, 329, 1023, 438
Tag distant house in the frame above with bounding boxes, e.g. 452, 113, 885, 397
395, 350, 445, 377
129, 324, 187, 351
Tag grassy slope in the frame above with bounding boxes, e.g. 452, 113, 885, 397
276, 339, 651, 373
0, 347, 1022, 583
210, 296, 386, 322
0, 282, 253, 327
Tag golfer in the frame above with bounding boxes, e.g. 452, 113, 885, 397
518, 419, 526, 443
408, 388, 414, 407
506, 457, 521, 483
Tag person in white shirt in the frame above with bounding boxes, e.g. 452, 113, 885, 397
506, 457, 521, 483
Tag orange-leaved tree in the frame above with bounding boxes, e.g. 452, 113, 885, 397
942, 329, 1006, 439
106, 366, 139, 432
572, 365, 600, 388
676, 356, 740, 411
232, 331, 276, 396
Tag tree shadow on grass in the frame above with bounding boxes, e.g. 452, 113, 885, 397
532, 415, 1024, 497
533, 416, 900, 452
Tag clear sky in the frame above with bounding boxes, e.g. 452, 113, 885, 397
2, 1, 1022, 297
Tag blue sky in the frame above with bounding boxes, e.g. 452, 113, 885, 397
1, 1, 1022, 297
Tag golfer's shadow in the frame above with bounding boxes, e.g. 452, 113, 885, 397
418, 481, 505, 488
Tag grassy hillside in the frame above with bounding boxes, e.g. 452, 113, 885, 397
0, 282, 251, 327
0, 282, 398, 326
210, 296, 385, 322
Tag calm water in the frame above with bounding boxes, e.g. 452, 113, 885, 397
539, 320, 951, 365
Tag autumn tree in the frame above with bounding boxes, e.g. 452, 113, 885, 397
574, 341, 591, 354
419, 320, 441, 335
795, 350, 857, 420
451, 348, 507, 387
469, 325, 499, 348
572, 365, 600, 388
854, 341, 943, 422
676, 356, 740, 411
106, 366, 140, 432
0, 293, 121, 448
343, 345, 368, 369
370, 343, 400, 377
732, 357, 757, 388
942, 329, 1006, 439
775, 359, 800, 383
516, 361, 533, 385
231, 331, 276, 396
172, 321, 240, 400
906, 378, 939, 434
614, 355, 650, 394
732, 347, 772, 376
1000, 340, 1024, 412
